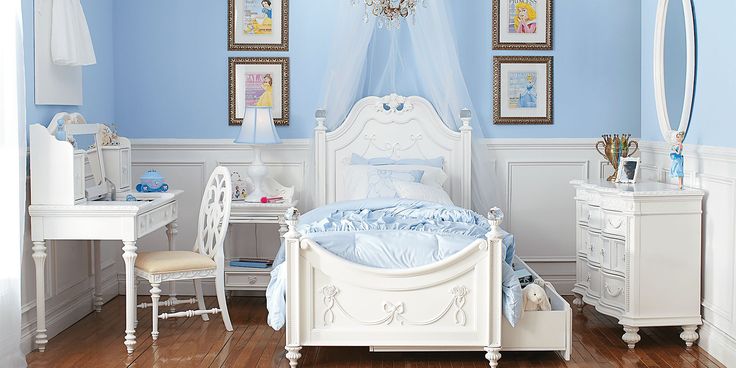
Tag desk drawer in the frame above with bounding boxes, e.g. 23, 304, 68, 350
137, 202, 177, 237
226, 272, 270, 289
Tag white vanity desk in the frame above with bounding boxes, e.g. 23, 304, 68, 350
29, 192, 181, 354
28, 118, 181, 354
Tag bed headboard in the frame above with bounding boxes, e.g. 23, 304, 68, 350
314, 94, 472, 208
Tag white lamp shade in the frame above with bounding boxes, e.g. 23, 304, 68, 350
234, 106, 282, 145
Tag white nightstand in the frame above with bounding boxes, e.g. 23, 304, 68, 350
226, 197, 297, 292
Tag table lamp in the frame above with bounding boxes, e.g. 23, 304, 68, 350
234, 106, 281, 202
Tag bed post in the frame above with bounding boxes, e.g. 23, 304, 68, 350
284, 207, 303, 367
314, 109, 328, 208
485, 207, 504, 367
460, 109, 472, 209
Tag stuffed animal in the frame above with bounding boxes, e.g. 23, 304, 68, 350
522, 283, 551, 312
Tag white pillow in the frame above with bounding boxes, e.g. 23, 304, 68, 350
344, 166, 424, 199
394, 181, 455, 206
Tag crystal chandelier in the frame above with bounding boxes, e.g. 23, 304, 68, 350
354, 0, 427, 29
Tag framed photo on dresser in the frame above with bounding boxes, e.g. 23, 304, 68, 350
228, 0, 289, 51
492, 0, 553, 50
229, 57, 290, 126
493, 56, 553, 125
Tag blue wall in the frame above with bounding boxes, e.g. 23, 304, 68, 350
641, 0, 736, 147
112, 0, 642, 139
22, 0, 115, 127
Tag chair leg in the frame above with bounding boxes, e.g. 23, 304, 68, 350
193, 279, 209, 322
215, 274, 233, 331
150, 282, 161, 340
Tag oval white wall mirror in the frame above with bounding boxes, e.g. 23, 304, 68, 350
653, 0, 695, 143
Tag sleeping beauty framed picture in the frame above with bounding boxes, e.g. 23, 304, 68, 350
229, 57, 290, 126
228, 0, 289, 51
492, 0, 552, 50
493, 56, 553, 125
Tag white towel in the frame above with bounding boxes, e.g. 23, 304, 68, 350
51, 0, 96, 66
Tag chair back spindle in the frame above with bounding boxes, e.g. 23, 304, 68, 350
194, 166, 232, 259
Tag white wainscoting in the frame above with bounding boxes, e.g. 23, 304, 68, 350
639, 141, 736, 367
20, 137, 611, 354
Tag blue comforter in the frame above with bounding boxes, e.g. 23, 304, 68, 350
265, 199, 523, 329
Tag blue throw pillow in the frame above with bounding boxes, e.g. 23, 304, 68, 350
350, 153, 444, 168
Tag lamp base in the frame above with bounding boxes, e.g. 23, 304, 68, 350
246, 146, 269, 203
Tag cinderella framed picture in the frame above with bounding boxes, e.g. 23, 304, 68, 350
229, 57, 290, 126
228, 0, 289, 51
493, 56, 553, 125
492, 0, 552, 50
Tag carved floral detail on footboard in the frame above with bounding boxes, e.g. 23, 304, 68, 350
320, 284, 470, 327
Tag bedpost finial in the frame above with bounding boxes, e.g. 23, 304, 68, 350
315, 109, 327, 130
285, 207, 301, 239
487, 207, 504, 237
460, 108, 472, 131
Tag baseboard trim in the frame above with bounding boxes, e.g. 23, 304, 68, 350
698, 320, 736, 368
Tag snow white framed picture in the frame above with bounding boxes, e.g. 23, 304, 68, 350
228, 0, 289, 51
493, 56, 553, 125
492, 0, 552, 50
229, 57, 290, 126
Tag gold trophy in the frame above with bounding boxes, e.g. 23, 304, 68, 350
596, 134, 639, 182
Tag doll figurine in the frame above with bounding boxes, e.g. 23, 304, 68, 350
670, 131, 685, 189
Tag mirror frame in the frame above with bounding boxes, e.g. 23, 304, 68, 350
653, 0, 696, 143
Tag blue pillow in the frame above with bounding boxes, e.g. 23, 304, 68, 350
350, 153, 444, 168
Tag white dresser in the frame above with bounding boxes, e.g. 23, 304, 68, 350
571, 179, 704, 349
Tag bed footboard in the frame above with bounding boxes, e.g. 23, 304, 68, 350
282, 208, 506, 367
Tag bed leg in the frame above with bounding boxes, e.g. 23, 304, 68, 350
484, 346, 501, 368
285, 345, 302, 367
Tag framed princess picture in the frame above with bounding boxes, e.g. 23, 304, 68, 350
493, 56, 553, 125
228, 0, 289, 51
492, 0, 552, 50
229, 57, 290, 126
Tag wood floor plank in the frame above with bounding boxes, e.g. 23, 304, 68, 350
25, 296, 726, 367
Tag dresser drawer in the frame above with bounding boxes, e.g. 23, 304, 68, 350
577, 202, 590, 225
587, 231, 602, 265
577, 225, 589, 256
588, 207, 602, 230
601, 273, 626, 311
225, 272, 270, 289
602, 211, 627, 237
602, 237, 626, 275
576, 256, 588, 287
586, 264, 602, 299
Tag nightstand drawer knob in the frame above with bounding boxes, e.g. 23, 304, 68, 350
248, 276, 258, 285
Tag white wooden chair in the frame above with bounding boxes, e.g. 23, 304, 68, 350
134, 166, 233, 340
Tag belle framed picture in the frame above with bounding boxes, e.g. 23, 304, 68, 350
229, 57, 290, 126
492, 0, 552, 50
493, 56, 553, 125
228, 0, 289, 51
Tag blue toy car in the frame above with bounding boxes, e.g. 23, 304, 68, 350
136, 169, 169, 193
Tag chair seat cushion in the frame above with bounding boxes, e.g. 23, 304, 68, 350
135, 251, 216, 274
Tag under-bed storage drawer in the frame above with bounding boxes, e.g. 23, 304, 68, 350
502, 257, 571, 360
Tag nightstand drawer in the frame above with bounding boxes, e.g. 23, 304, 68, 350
225, 271, 271, 289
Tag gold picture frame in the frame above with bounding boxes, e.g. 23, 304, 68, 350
229, 57, 290, 126
228, 0, 289, 51
492, 0, 553, 50
493, 56, 553, 125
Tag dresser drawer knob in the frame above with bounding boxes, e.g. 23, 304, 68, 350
605, 283, 622, 297
586, 274, 591, 283
600, 248, 605, 256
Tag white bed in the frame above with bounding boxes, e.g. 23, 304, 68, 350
281, 94, 571, 367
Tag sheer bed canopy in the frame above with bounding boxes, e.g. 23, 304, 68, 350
310, 0, 497, 213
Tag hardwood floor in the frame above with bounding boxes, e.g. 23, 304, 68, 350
26, 296, 725, 368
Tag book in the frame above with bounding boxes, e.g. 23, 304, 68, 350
228, 258, 273, 269
514, 268, 534, 288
